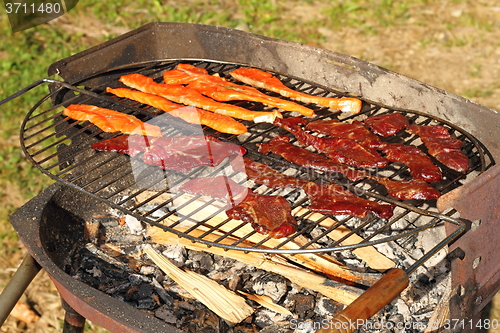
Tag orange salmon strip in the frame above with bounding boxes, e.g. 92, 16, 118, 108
230, 67, 362, 113
119, 74, 281, 123
106, 87, 247, 135
163, 64, 314, 117
63, 104, 162, 137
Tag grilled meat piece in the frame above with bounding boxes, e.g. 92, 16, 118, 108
178, 176, 248, 206
364, 113, 409, 137
230, 67, 362, 113
106, 87, 247, 135
119, 73, 281, 123
234, 157, 310, 189
226, 192, 297, 238
143, 136, 246, 172
91, 135, 154, 157
407, 124, 469, 173
258, 135, 368, 181
92, 135, 246, 173
374, 177, 441, 201
179, 176, 297, 238
303, 182, 395, 219
274, 117, 389, 169
63, 104, 162, 137
382, 143, 442, 182
305, 118, 386, 149
163, 64, 314, 116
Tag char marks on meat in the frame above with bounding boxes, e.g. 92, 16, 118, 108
226, 192, 297, 238
382, 143, 442, 182
407, 124, 469, 173
178, 176, 297, 238
92, 134, 246, 173
364, 113, 409, 137
303, 182, 395, 219
305, 119, 386, 149
258, 135, 368, 181
374, 177, 441, 201
274, 117, 389, 169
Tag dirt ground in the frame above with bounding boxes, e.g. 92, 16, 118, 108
1, 1, 499, 332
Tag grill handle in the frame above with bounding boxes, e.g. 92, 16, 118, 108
315, 268, 409, 333
0, 78, 75, 106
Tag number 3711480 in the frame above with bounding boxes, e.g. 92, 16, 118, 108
5, 2, 62, 14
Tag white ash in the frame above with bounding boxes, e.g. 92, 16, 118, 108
124, 215, 144, 235
161, 244, 187, 266
251, 272, 288, 302
314, 296, 342, 318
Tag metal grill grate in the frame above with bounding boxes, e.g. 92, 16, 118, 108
19, 60, 494, 267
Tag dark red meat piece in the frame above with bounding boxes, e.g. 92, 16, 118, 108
226, 192, 297, 238
258, 135, 367, 181
303, 182, 395, 219
178, 176, 248, 207
178, 176, 297, 238
305, 119, 386, 149
364, 113, 409, 137
374, 177, 441, 201
234, 157, 310, 189
382, 143, 442, 182
91, 135, 155, 157
274, 117, 388, 169
311, 137, 389, 169
92, 134, 246, 173
407, 125, 468, 173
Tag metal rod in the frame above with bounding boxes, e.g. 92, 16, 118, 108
0, 255, 42, 327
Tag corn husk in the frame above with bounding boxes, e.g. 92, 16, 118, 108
143, 245, 254, 324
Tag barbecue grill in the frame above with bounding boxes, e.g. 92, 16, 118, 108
1, 22, 500, 333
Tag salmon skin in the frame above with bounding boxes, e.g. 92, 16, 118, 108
63, 104, 162, 137
230, 67, 363, 113
106, 87, 247, 135
119, 74, 282, 123
162, 63, 315, 117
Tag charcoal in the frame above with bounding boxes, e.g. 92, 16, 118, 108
161, 244, 188, 266
252, 273, 288, 302
91, 215, 119, 227
137, 297, 159, 310
186, 251, 214, 273
129, 274, 151, 285
259, 322, 291, 333
155, 305, 178, 324
314, 296, 341, 317
253, 309, 276, 328
291, 294, 316, 320
151, 278, 175, 306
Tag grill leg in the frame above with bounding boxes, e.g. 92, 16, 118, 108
61, 300, 86, 333
0, 255, 42, 327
